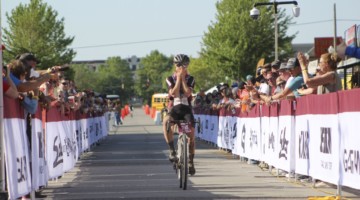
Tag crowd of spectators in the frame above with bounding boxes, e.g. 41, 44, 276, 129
2, 53, 125, 199
193, 50, 351, 112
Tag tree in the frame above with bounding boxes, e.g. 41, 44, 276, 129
135, 50, 172, 104
73, 64, 97, 91
201, 0, 296, 81
2, 0, 75, 69
187, 57, 218, 92
96, 57, 134, 102
72, 57, 134, 103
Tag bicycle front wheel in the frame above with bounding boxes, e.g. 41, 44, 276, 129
181, 134, 188, 190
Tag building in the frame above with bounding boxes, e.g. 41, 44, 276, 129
72, 55, 142, 73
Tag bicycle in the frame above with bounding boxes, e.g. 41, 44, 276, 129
166, 119, 201, 190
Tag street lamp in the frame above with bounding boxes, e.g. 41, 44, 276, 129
250, 1, 300, 61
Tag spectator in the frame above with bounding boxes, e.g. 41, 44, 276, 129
213, 83, 234, 110
3, 65, 19, 99
271, 60, 281, 73
274, 77, 286, 95
337, 41, 360, 59
298, 52, 342, 94
263, 57, 304, 103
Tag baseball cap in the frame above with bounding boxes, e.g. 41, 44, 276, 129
277, 62, 289, 71
285, 58, 300, 69
18, 53, 40, 64
246, 75, 253, 81
271, 60, 281, 68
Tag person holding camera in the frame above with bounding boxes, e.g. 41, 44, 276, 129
298, 52, 342, 95
3, 64, 19, 99
263, 57, 304, 103
162, 54, 196, 175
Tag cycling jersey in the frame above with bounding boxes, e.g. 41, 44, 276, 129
166, 73, 195, 123
166, 73, 195, 106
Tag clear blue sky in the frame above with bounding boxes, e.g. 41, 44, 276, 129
2, 0, 360, 61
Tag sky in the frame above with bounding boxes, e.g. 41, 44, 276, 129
2, 0, 360, 61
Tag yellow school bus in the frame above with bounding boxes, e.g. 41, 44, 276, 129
151, 93, 169, 111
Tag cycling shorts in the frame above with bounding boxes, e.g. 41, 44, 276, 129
168, 104, 195, 124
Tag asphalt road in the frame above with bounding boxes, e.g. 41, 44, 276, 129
42, 108, 360, 199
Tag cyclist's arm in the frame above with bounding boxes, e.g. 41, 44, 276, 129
181, 79, 192, 97
169, 76, 181, 98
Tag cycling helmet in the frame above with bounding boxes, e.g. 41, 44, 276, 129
173, 54, 190, 65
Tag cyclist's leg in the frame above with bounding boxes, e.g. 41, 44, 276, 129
163, 111, 176, 162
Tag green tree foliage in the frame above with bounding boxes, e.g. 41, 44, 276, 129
73, 57, 134, 103
2, 0, 75, 69
201, 0, 296, 81
73, 64, 97, 91
135, 50, 172, 104
187, 57, 218, 92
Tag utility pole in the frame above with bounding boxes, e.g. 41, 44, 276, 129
333, 3, 337, 52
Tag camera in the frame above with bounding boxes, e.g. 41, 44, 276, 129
301, 83, 308, 89
3, 65, 8, 74
250, 7, 260, 20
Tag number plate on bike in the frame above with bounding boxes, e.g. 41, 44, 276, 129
179, 122, 192, 134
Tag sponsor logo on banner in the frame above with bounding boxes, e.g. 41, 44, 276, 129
224, 122, 229, 147
232, 122, 237, 149
241, 124, 246, 153
76, 129, 82, 153
63, 137, 77, 159
343, 149, 360, 174
279, 127, 289, 160
249, 128, 258, 149
37, 132, 45, 174
197, 117, 201, 134
52, 136, 64, 168
205, 119, 208, 130
17, 156, 28, 183
269, 131, 275, 152
319, 127, 333, 170
320, 127, 332, 154
299, 131, 309, 159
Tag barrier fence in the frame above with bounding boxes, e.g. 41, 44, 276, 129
193, 88, 360, 191
3, 97, 109, 199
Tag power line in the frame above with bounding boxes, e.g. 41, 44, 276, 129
72, 35, 202, 49
71, 19, 359, 49
292, 19, 360, 26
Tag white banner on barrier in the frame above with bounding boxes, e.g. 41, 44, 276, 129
204, 115, 212, 142
46, 121, 64, 179
294, 115, 311, 176
339, 112, 360, 190
309, 114, 339, 185
217, 116, 225, 149
81, 118, 90, 152
268, 115, 279, 167
260, 114, 270, 164
275, 115, 295, 172
59, 120, 77, 172
236, 117, 261, 160
4, 118, 32, 199
229, 116, 237, 152
212, 115, 219, 144
31, 118, 48, 190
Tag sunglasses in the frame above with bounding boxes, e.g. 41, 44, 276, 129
176, 62, 189, 67
62, 82, 68, 85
